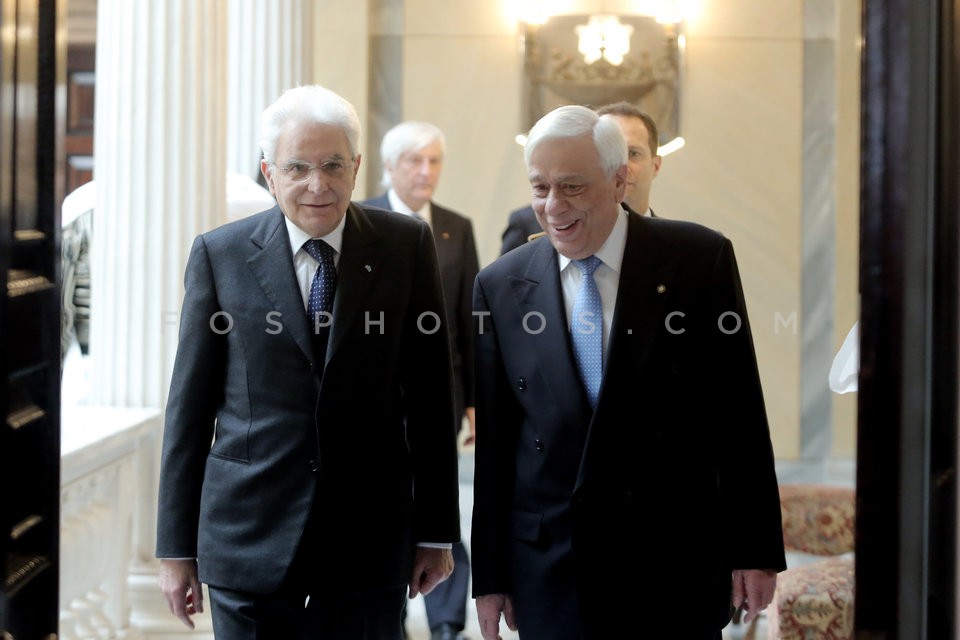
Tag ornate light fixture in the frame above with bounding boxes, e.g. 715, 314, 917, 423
516, 4, 687, 154
575, 15, 634, 66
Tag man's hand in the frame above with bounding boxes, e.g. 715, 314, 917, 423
462, 407, 477, 446
159, 558, 204, 629
732, 568, 777, 623
408, 547, 454, 599
476, 593, 517, 640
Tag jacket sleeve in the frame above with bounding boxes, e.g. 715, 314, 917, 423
709, 238, 786, 571
403, 223, 462, 544
156, 235, 226, 558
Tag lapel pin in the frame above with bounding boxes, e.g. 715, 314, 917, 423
442, 232, 450, 239
364, 264, 372, 272
657, 284, 666, 294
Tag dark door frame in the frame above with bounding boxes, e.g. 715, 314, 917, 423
856, 0, 959, 636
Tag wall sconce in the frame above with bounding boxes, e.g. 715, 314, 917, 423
575, 15, 634, 66
519, 12, 685, 154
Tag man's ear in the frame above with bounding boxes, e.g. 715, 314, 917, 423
260, 159, 276, 195
613, 164, 628, 201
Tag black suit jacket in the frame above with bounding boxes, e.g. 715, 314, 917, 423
499, 205, 542, 256
472, 210, 785, 638
156, 203, 461, 594
363, 195, 479, 417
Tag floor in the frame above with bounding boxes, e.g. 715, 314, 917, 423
404, 441, 768, 640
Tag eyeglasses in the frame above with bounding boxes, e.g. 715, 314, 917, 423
272, 158, 355, 183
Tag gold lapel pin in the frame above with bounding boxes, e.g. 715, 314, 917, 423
441, 232, 450, 239
657, 284, 666, 294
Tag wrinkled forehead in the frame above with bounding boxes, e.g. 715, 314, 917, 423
277, 121, 353, 159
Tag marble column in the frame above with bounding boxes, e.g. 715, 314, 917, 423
227, 0, 314, 180
797, 0, 838, 480
90, 0, 227, 635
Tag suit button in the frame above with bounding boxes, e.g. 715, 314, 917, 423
308, 459, 320, 472
517, 377, 526, 391
535, 439, 544, 452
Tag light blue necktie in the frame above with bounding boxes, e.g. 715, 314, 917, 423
571, 255, 603, 408
303, 239, 337, 322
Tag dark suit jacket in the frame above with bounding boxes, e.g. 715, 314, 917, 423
499, 205, 542, 256
156, 203, 461, 594
472, 210, 785, 638
363, 195, 479, 418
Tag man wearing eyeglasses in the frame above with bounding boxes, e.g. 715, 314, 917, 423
156, 85, 461, 639
499, 102, 663, 256
363, 121, 479, 640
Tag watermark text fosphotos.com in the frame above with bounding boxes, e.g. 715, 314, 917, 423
162, 309, 800, 336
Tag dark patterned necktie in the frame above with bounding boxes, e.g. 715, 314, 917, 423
302, 239, 337, 322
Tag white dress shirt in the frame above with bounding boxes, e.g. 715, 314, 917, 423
557, 208, 630, 361
285, 215, 345, 311
387, 189, 431, 225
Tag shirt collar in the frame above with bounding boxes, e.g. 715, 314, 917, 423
557, 207, 629, 275
387, 188, 431, 221
285, 211, 346, 257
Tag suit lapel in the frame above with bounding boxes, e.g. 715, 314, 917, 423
325, 203, 383, 366
246, 207, 315, 363
430, 205, 456, 254
509, 240, 590, 417
605, 213, 676, 382
575, 212, 676, 492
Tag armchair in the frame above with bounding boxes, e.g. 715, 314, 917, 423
767, 484, 856, 640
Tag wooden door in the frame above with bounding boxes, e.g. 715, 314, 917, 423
1, 0, 63, 635
64, 43, 94, 199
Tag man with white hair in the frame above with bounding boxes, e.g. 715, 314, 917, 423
471, 105, 785, 639
157, 86, 461, 639
364, 120, 478, 640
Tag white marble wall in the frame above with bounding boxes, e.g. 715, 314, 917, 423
831, 0, 861, 460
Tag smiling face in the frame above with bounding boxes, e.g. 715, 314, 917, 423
261, 121, 361, 237
608, 114, 661, 213
528, 134, 627, 260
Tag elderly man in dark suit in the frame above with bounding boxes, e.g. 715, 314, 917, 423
156, 85, 461, 639
363, 120, 479, 640
471, 105, 785, 640
499, 102, 662, 256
